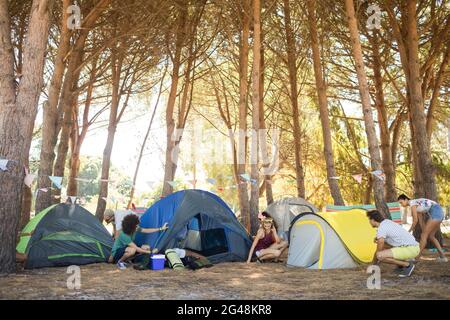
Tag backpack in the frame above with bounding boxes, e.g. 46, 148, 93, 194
182, 256, 213, 270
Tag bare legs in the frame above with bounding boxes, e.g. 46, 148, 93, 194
376, 249, 410, 268
419, 219, 445, 259
257, 241, 289, 262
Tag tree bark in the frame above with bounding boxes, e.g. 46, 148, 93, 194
282, 0, 305, 199
67, 57, 98, 196
36, 0, 111, 211
344, 0, 389, 218
305, 0, 344, 205
237, 0, 251, 232
402, 0, 438, 200
369, 32, 397, 202
250, 0, 262, 235
95, 49, 125, 221
0, 0, 54, 273
34, 0, 71, 212
426, 46, 450, 139
127, 69, 166, 208
161, 4, 187, 197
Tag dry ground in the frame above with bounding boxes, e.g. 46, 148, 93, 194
1, 240, 449, 300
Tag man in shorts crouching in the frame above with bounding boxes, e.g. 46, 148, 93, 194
367, 210, 420, 277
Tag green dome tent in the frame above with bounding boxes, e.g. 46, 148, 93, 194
17, 203, 113, 269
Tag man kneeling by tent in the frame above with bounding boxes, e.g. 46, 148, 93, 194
367, 210, 420, 277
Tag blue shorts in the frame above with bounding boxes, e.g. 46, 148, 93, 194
113, 247, 127, 263
429, 205, 444, 221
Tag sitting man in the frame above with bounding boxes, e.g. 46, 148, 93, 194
109, 214, 169, 270
367, 210, 420, 277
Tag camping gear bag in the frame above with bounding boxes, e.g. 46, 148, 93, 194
165, 249, 185, 270
183, 256, 213, 270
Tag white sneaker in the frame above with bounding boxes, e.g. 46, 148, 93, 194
117, 261, 127, 270
436, 256, 448, 262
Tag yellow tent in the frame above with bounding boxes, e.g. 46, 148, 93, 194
287, 209, 376, 269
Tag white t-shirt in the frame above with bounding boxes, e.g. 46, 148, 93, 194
114, 210, 137, 231
376, 219, 418, 247
409, 198, 437, 213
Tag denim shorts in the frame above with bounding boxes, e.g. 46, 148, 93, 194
429, 205, 444, 221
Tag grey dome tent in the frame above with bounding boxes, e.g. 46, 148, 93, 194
264, 197, 318, 233
17, 203, 114, 269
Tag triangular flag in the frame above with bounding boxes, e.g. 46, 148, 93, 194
371, 170, 385, 181
240, 174, 251, 181
39, 188, 48, 193
352, 174, 363, 184
49, 176, 63, 189
69, 196, 77, 204
206, 178, 216, 185
0, 159, 9, 171
167, 181, 177, 187
102, 197, 108, 202
24, 173, 36, 188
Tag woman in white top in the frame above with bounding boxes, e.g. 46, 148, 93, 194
398, 194, 447, 262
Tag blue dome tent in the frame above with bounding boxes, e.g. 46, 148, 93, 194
135, 190, 252, 263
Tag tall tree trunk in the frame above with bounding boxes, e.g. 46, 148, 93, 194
52, 94, 78, 203
236, 0, 251, 231
258, 22, 273, 206
127, 70, 166, 208
305, 0, 344, 205
369, 32, 397, 202
67, 57, 98, 196
282, 0, 305, 199
161, 4, 187, 197
95, 50, 124, 221
20, 157, 32, 230
0, 0, 54, 274
426, 47, 450, 139
36, 0, 110, 211
35, 0, 71, 212
344, 0, 389, 218
250, 0, 262, 235
402, 0, 437, 201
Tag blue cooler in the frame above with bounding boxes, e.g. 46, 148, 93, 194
150, 254, 166, 270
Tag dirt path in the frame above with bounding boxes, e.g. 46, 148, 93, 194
1, 248, 449, 300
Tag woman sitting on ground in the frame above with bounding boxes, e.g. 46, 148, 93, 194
109, 214, 169, 269
398, 194, 447, 262
246, 217, 288, 263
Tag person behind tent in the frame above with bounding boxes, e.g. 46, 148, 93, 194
109, 214, 169, 269
246, 217, 288, 263
367, 210, 419, 277
397, 194, 447, 262
104, 206, 140, 239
